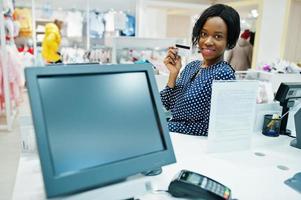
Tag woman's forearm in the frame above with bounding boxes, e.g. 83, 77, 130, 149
167, 73, 178, 88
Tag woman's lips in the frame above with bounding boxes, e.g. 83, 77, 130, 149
201, 48, 216, 56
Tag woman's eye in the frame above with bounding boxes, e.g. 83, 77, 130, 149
200, 32, 207, 37
215, 35, 223, 39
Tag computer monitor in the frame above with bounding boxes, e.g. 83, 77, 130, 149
274, 82, 301, 135
25, 63, 176, 198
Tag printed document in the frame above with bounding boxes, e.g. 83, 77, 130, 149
206, 80, 259, 153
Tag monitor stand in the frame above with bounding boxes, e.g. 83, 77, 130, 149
141, 167, 163, 176
290, 139, 301, 149
290, 107, 301, 149
285, 172, 301, 193
279, 103, 292, 136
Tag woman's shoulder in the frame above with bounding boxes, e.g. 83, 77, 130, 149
216, 61, 235, 74
185, 60, 201, 70
213, 61, 236, 80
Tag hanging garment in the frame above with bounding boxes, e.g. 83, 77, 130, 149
0, 45, 25, 110
66, 11, 83, 37
104, 11, 115, 32
13, 8, 32, 37
4, 17, 14, 42
121, 14, 135, 36
89, 11, 105, 38
114, 11, 127, 31
2, 0, 14, 15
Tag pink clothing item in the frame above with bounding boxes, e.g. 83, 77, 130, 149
0, 45, 24, 111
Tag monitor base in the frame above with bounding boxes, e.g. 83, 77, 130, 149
141, 167, 162, 176
290, 139, 301, 149
285, 172, 301, 194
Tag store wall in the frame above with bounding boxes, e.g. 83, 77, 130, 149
137, 7, 167, 38
166, 15, 191, 41
136, 0, 207, 39
283, 0, 301, 63
255, 0, 288, 65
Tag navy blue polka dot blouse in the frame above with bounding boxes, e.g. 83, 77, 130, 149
160, 60, 235, 136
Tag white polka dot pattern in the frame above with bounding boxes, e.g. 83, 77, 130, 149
160, 60, 235, 136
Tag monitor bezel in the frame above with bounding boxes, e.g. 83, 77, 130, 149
275, 82, 301, 102
25, 63, 176, 198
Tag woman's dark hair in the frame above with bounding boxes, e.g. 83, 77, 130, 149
192, 4, 240, 49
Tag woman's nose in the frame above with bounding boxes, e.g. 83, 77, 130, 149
204, 36, 214, 45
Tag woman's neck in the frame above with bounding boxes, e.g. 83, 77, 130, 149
202, 55, 224, 67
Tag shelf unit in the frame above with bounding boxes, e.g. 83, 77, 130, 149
106, 36, 185, 64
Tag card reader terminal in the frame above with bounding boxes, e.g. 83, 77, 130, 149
168, 170, 231, 200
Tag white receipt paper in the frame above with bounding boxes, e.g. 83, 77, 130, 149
206, 80, 259, 153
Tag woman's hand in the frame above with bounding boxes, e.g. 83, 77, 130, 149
164, 47, 182, 88
164, 47, 182, 76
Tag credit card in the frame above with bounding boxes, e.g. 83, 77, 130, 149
175, 44, 190, 57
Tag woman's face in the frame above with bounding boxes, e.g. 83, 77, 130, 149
198, 16, 228, 67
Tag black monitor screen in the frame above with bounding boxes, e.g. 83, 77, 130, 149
26, 64, 175, 198
38, 72, 165, 176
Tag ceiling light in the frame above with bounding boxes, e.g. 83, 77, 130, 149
251, 9, 258, 18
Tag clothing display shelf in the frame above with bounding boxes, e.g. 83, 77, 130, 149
0, 4, 17, 131
60, 45, 112, 64
235, 70, 301, 93
106, 37, 186, 64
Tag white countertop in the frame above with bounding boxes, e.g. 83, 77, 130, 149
13, 132, 301, 200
